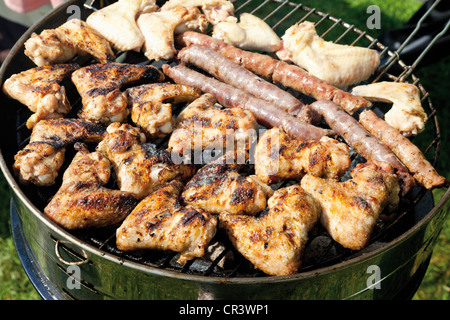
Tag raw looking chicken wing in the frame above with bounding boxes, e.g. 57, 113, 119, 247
352, 81, 428, 137
96, 122, 196, 199
116, 180, 218, 265
254, 127, 351, 185
219, 184, 321, 276
127, 83, 201, 138
72, 63, 164, 124
2, 64, 78, 129
86, 0, 158, 52
276, 21, 380, 88
13, 118, 105, 186
44, 143, 139, 230
24, 19, 115, 66
181, 151, 273, 216
161, 0, 236, 25
301, 161, 400, 250
212, 13, 282, 52
137, 6, 207, 61
168, 93, 258, 158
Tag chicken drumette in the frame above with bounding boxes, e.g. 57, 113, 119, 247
219, 184, 321, 276
181, 150, 273, 216
96, 122, 196, 199
254, 127, 351, 185
116, 180, 217, 265
44, 143, 139, 230
301, 161, 400, 250
2, 64, 78, 129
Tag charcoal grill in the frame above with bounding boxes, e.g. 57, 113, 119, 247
1, 0, 449, 300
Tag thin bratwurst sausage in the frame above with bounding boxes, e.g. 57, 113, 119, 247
177, 45, 304, 116
176, 31, 370, 114
359, 109, 447, 189
162, 64, 334, 141
309, 100, 415, 195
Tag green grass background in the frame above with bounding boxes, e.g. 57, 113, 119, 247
0, 0, 449, 300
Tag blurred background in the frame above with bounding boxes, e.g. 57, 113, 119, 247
0, 0, 448, 300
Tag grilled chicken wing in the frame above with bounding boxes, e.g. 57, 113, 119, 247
13, 119, 105, 186
212, 13, 282, 52
24, 19, 115, 67
138, 6, 206, 61
352, 81, 427, 137
2, 64, 78, 129
254, 127, 351, 185
181, 150, 273, 215
276, 21, 380, 88
168, 93, 258, 158
72, 63, 164, 125
44, 143, 139, 229
301, 161, 400, 250
127, 83, 201, 138
219, 184, 321, 276
96, 122, 196, 199
86, 0, 158, 52
116, 180, 217, 265
161, 0, 235, 24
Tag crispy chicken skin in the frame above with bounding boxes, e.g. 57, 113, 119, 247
301, 161, 400, 250
24, 19, 115, 67
13, 119, 105, 186
44, 143, 139, 230
181, 150, 273, 216
72, 63, 164, 125
168, 93, 257, 157
138, 6, 205, 61
161, 0, 235, 25
219, 184, 321, 276
254, 127, 351, 185
276, 21, 380, 88
116, 180, 218, 265
86, 0, 159, 52
127, 83, 201, 138
2, 64, 78, 129
96, 122, 196, 199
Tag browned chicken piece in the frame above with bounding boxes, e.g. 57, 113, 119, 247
72, 63, 164, 125
13, 119, 105, 186
301, 161, 400, 250
168, 93, 258, 159
116, 180, 218, 265
2, 64, 78, 129
219, 184, 321, 276
44, 143, 139, 230
96, 122, 196, 199
254, 127, 351, 185
181, 150, 273, 216
24, 19, 115, 67
127, 83, 201, 138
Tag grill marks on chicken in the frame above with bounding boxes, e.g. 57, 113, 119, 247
127, 83, 201, 138
254, 128, 351, 185
116, 180, 217, 265
44, 143, 139, 229
13, 119, 105, 186
24, 19, 115, 67
3, 64, 78, 129
72, 63, 164, 125
220, 184, 321, 276
168, 93, 258, 156
181, 151, 273, 216
301, 161, 400, 250
96, 122, 195, 199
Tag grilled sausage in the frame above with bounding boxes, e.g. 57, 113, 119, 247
309, 100, 415, 195
162, 64, 334, 141
359, 109, 448, 189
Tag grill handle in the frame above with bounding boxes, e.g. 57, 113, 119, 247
55, 239, 90, 266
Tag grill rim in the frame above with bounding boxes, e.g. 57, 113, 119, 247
0, 0, 449, 284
